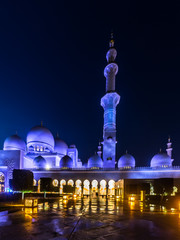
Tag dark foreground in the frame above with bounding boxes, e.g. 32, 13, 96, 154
0, 197, 180, 240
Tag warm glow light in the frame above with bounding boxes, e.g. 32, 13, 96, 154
46, 164, 50, 170
129, 196, 135, 202
25, 199, 33, 207
140, 191, 144, 201
52, 179, 58, 187
25, 208, 32, 214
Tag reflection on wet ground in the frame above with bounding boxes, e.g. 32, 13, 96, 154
0, 197, 180, 239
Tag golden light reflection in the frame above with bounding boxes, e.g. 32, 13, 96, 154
24, 207, 38, 214
139, 202, 143, 212
129, 201, 135, 210
53, 203, 58, 209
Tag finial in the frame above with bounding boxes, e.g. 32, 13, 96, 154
57, 132, 59, 138
126, 150, 128, 154
168, 136, 171, 142
41, 121, 43, 127
109, 32, 114, 48
159, 148, 162, 153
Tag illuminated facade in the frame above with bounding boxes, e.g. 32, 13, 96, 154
0, 36, 180, 194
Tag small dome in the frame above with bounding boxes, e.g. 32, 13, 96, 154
3, 135, 26, 151
106, 48, 117, 63
54, 137, 68, 155
33, 155, 46, 168
60, 155, 73, 168
118, 153, 135, 168
26, 125, 54, 151
150, 153, 172, 168
88, 154, 103, 168
69, 144, 76, 148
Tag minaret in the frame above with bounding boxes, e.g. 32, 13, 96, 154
166, 137, 173, 162
101, 34, 120, 168
97, 143, 102, 158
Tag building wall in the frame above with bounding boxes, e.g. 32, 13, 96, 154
32, 168, 180, 183
0, 150, 22, 189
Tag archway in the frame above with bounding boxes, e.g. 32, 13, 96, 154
60, 179, 66, 194
67, 179, 74, 187
91, 180, 98, 198
75, 180, 82, 195
100, 180, 107, 196
83, 179, 90, 195
52, 179, 59, 187
0, 172, 5, 192
108, 180, 115, 196
33, 179, 37, 186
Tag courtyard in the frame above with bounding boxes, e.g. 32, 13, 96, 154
0, 197, 180, 240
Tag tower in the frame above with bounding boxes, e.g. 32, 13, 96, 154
101, 34, 120, 168
166, 137, 173, 162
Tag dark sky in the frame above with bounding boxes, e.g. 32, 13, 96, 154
0, 1, 180, 166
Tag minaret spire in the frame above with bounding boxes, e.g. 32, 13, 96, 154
104, 33, 118, 92
109, 32, 114, 48
166, 136, 173, 162
101, 34, 120, 169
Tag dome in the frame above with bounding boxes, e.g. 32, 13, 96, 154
118, 153, 135, 168
150, 153, 172, 168
60, 155, 73, 168
26, 125, 54, 152
88, 154, 103, 168
33, 155, 46, 168
54, 137, 68, 155
3, 135, 26, 151
69, 144, 76, 148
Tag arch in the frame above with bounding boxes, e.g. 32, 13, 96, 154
28, 145, 34, 152
75, 179, 82, 195
52, 179, 58, 187
67, 179, 74, 187
33, 179, 37, 186
91, 180, 98, 197
83, 179, 90, 195
108, 179, 115, 196
45, 147, 50, 152
0, 172, 5, 193
60, 179, 66, 194
100, 179, 107, 195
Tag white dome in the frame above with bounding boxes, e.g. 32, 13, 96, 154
150, 153, 172, 168
26, 125, 54, 152
118, 153, 135, 168
3, 135, 26, 151
88, 154, 103, 168
54, 137, 68, 155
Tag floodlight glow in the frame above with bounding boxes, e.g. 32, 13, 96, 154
46, 164, 50, 170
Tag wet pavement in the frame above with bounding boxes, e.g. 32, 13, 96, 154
0, 197, 180, 239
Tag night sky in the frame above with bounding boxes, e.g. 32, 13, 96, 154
0, 1, 180, 166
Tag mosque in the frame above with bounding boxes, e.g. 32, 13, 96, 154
0, 36, 180, 197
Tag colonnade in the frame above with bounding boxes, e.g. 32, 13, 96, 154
35, 178, 124, 197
